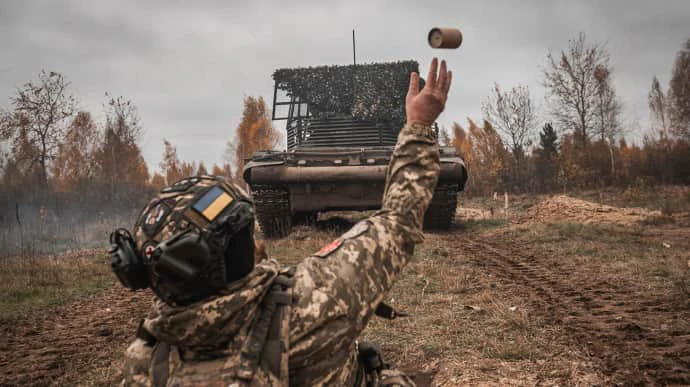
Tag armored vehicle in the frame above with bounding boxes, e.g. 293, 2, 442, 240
243, 61, 467, 238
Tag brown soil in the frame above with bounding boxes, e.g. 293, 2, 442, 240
1, 194, 689, 386
519, 195, 661, 225
0, 287, 150, 386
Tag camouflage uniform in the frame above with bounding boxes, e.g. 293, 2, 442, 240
121, 122, 440, 386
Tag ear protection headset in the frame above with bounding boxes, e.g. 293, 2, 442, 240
109, 228, 149, 290
109, 183, 255, 305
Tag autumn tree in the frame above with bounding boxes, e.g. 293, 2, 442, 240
668, 39, 690, 140
180, 161, 195, 178
211, 163, 233, 179
450, 122, 473, 164
160, 139, 182, 185
543, 33, 616, 147
0, 113, 42, 193
196, 161, 208, 175
451, 119, 508, 195
95, 95, 149, 206
482, 83, 536, 190
226, 96, 281, 180
0, 71, 76, 189
52, 111, 99, 192
150, 172, 166, 190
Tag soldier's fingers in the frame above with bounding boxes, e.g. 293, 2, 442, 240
426, 58, 438, 90
443, 70, 453, 98
437, 60, 448, 92
407, 72, 420, 98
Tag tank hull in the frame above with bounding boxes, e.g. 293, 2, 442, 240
243, 146, 467, 237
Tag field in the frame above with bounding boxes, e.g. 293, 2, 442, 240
1, 186, 689, 386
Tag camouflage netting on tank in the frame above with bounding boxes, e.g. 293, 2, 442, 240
272, 60, 419, 126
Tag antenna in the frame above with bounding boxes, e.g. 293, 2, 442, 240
352, 29, 356, 65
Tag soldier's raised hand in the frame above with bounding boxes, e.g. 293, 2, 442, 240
405, 57, 452, 126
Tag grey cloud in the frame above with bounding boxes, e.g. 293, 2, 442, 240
1, 0, 688, 171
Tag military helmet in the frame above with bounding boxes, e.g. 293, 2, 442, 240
112, 175, 256, 306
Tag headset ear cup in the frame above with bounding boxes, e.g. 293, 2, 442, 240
109, 229, 150, 290
224, 227, 255, 283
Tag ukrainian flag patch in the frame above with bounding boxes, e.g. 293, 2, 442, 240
192, 186, 233, 221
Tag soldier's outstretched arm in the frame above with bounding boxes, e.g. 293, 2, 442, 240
288, 58, 452, 382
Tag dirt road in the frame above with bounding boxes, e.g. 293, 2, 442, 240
463, 234, 690, 385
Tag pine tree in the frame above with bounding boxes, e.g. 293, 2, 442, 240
533, 123, 560, 192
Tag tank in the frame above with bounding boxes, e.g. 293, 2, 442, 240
243, 60, 467, 238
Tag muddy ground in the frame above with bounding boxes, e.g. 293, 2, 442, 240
1, 194, 689, 386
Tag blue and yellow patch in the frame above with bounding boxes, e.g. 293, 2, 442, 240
192, 186, 234, 221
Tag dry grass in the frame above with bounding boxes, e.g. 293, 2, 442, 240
359, 236, 599, 385
0, 249, 113, 322
502, 221, 690, 298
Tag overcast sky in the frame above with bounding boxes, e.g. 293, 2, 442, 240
1, 0, 688, 172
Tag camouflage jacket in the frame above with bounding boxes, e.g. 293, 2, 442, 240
120, 122, 440, 386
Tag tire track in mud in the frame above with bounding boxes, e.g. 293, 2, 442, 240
0, 287, 150, 386
460, 234, 690, 386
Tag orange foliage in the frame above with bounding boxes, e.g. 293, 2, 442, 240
451, 119, 508, 195
52, 111, 99, 193
227, 96, 281, 181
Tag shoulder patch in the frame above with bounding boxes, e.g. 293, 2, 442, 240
313, 239, 343, 258
341, 221, 369, 240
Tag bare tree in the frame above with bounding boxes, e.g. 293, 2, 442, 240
593, 65, 622, 142
542, 32, 615, 147
482, 83, 536, 190
648, 76, 670, 140
482, 83, 536, 160
104, 93, 143, 144
592, 65, 622, 176
668, 39, 690, 140
0, 71, 76, 188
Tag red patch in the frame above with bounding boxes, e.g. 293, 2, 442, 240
144, 244, 156, 259
314, 239, 343, 258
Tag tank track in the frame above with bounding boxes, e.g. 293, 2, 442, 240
250, 185, 291, 238
423, 183, 459, 230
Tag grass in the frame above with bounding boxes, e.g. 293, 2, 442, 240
460, 218, 508, 232
0, 249, 113, 322
3, 186, 690, 385
506, 221, 690, 297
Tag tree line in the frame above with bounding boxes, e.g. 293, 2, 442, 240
0, 70, 278, 227
1, 32, 688, 230
450, 33, 690, 196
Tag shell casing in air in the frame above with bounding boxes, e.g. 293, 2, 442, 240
428, 27, 463, 49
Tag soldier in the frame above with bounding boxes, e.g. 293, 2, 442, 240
111, 57, 452, 386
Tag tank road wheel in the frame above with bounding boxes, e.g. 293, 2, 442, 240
251, 185, 291, 239
423, 183, 459, 230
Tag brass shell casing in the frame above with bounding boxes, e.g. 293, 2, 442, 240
428, 27, 463, 49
